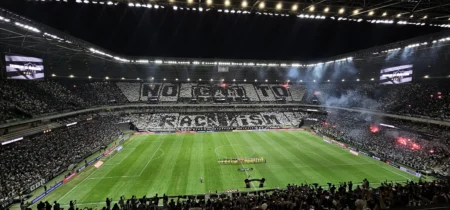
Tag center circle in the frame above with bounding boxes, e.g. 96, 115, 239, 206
215, 145, 256, 159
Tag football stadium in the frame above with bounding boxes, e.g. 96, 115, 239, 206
1, 0, 450, 210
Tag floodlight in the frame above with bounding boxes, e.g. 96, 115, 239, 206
276, 2, 282, 10
259, 2, 264, 9
241, 0, 247, 7
291, 4, 298, 11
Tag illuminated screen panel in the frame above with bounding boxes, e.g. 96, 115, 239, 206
379, 65, 413, 84
4, 54, 44, 80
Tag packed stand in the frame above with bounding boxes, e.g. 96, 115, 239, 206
0, 80, 129, 120
58, 81, 128, 106
303, 83, 450, 120
312, 111, 449, 171
0, 117, 121, 201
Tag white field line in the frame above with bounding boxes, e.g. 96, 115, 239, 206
104, 148, 136, 166
138, 140, 165, 176
57, 162, 102, 202
358, 154, 412, 180
58, 141, 136, 201
224, 133, 257, 190
86, 175, 139, 180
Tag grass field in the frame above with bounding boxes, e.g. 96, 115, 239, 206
40, 130, 419, 207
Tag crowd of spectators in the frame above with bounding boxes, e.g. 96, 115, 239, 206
0, 80, 129, 123
303, 83, 450, 120
0, 117, 121, 201
312, 111, 450, 172
2, 80, 450, 123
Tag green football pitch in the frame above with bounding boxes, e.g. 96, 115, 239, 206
40, 130, 419, 207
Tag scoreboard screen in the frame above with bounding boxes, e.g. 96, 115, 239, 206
4, 54, 44, 80
379, 65, 413, 84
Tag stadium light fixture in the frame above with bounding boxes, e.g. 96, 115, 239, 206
173, 6, 178, 10
199, 79, 202, 81
327, 79, 330, 82
105, 76, 109, 80
188, 0, 193, 4
137, 77, 140, 80
88, 76, 92, 79
424, 75, 429, 78
353, 9, 359, 15
369, 11, 374, 16
357, 79, 360, 81
309, 5, 315, 12
397, 13, 401, 17
287, 79, 290, 83
339, 8, 345, 14
276, 2, 282, 10
225, 0, 230, 7
107, 1, 113, 5
255, 79, 258, 82
265, 79, 268, 82
52, 74, 56, 77
233, 79, 236, 82
259, 2, 265, 9
176, 78, 179, 81
382, 12, 387, 16
151, 77, 154, 80
128, 2, 134, 7
313, 80, 316, 82
210, 79, 213, 81
222, 79, 225, 82
410, 15, 414, 18
324, 7, 329, 13
423, 15, 427, 19
241, 0, 247, 8
244, 79, 246, 82
207, 0, 212, 5
164, 78, 166, 81
342, 79, 345, 82
292, 4, 298, 11
121, 77, 125, 80
300, 80, 303, 82
187, 78, 190, 81
371, 78, 374, 81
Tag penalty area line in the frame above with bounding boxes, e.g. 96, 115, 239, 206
138, 139, 165, 176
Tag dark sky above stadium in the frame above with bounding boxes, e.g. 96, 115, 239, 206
0, 1, 446, 61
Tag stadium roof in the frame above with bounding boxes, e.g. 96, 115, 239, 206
1, 6, 450, 82
21, 0, 450, 21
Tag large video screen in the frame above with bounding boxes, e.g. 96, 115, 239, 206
379, 65, 413, 84
4, 54, 44, 80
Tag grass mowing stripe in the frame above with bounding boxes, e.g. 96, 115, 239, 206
223, 132, 257, 190
138, 137, 165, 176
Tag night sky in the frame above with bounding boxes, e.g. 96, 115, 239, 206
0, 0, 446, 61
